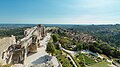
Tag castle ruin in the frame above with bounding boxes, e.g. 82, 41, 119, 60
0, 24, 47, 64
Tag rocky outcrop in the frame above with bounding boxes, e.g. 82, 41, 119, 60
0, 35, 16, 64
0, 24, 47, 65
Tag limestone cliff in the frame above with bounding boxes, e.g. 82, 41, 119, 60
0, 35, 16, 64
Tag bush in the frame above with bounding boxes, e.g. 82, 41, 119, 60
46, 42, 55, 56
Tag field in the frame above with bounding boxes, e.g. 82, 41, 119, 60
89, 61, 110, 67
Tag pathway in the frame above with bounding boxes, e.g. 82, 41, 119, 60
59, 43, 78, 67
24, 33, 59, 67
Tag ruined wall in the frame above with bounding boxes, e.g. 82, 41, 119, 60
0, 35, 16, 64
0, 24, 47, 64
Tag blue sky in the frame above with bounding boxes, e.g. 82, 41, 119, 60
0, 0, 120, 24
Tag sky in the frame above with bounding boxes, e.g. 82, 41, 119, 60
0, 0, 120, 24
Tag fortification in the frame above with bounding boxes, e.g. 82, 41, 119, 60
0, 24, 47, 64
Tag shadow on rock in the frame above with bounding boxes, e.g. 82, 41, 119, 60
32, 55, 52, 64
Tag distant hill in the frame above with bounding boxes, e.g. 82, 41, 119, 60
0, 24, 120, 48
46, 24, 120, 48
0, 24, 36, 29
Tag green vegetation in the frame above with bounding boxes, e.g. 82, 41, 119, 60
50, 33, 96, 67
46, 34, 74, 67
54, 49, 62, 56
0, 27, 26, 40
46, 42, 55, 56
89, 61, 110, 67
53, 27, 120, 58
51, 34, 59, 43
62, 49, 81, 67
114, 59, 120, 64
49, 27, 120, 67
49, 31, 110, 67
87, 42, 120, 58
75, 54, 96, 66
56, 24, 120, 48
0, 63, 12, 67
76, 43, 83, 50
59, 36, 76, 51
57, 54, 74, 67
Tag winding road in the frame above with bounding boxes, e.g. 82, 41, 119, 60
59, 43, 78, 67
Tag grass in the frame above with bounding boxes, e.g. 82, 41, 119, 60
75, 54, 96, 66
89, 61, 110, 67
54, 49, 62, 55
62, 49, 81, 67
56, 53, 74, 67
57, 55, 74, 67
54, 49, 74, 67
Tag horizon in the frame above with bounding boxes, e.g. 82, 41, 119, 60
0, 23, 120, 25
0, 0, 120, 24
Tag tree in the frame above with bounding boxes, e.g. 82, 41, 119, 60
52, 34, 58, 43
55, 44, 60, 50
46, 42, 55, 56
89, 44, 102, 53
76, 43, 83, 50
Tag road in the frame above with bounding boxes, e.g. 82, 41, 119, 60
59, 43, 78, 67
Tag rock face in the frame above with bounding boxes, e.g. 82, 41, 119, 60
0, 35, 16, 64
13, 61, 54, 67
30, 61, 54, 67
0, 24, 47, 65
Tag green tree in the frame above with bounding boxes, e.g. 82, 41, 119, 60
76, 43, 83, 50
52, 34, 58, 43
55, 44, 60, 50
46, 42, 55, 56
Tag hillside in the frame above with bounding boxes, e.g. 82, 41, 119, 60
49, 24, 120, 48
